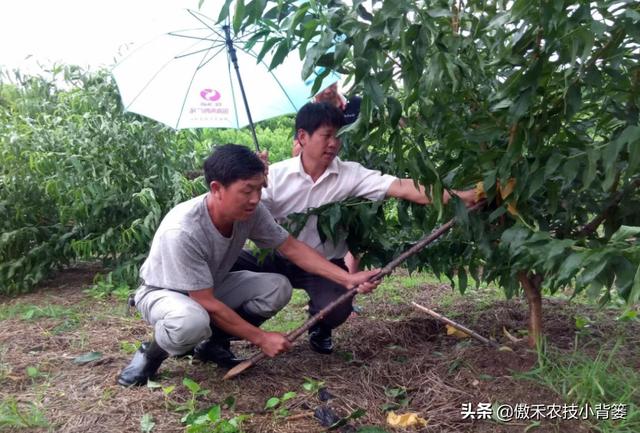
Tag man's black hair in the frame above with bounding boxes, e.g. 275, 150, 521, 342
295, 102, 345, 136
203, 144, 264, 187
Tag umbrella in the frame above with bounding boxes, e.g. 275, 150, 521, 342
112, 9, 337, 151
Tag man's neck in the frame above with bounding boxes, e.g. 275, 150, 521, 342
206, 193, 233, 237
300, 153, 330, 183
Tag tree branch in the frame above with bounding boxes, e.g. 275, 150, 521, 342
578, 178, 640, 237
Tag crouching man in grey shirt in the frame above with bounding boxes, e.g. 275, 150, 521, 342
117, 144, 379, 386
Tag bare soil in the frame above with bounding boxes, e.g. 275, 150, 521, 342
1, 265, 636, 433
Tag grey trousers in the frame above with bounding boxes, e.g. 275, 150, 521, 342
231, 250, 351, 329
134, 271, 292, 355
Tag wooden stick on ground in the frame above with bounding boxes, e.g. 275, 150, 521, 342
223, 200, 486, 380
411, 301, 500, 349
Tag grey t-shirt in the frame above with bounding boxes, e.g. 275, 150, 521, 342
139, 194, 288, 291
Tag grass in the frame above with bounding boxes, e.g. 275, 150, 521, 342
262, 290, 309, 333
0, 302, 77, 321
0, 302, 83, 336
517, 340, 640, 433
367, 271, 439, 305
0, 397, 48, 430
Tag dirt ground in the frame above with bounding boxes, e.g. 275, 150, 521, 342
1, 264, 635, 433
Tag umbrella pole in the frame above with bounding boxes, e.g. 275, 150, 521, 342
223, 25, 261, 152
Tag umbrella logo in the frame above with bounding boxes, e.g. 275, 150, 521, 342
200, 89, 221, 102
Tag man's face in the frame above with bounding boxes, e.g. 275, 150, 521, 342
298, 124, 341, 166
212, 173, 263, 220
315, 83, 339, 104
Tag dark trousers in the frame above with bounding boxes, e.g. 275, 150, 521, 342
231, 250, 352, 329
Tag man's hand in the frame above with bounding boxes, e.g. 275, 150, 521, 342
457, 189, 478, 207
255, 331, 291, 357
346, 268, 381, 294
256, 150, 269, 187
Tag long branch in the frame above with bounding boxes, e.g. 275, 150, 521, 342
223, 200, 486, 379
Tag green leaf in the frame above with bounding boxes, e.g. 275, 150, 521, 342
426, 8, 451, 18
564, 84, 581, 118
610, 225, 640, 244
625, 9, 640, 23
386, 96, 402, 127
207, 404, 222, 422
581, 148, 599, 190
628, 265, 640, 306
620, 125, 640, 173
487, 13, 511, 29
265, 397, 280, 410
256, 38, 281, 64
490, 99, 513, 111
233, 0, 246, 34
281, 391, 297, 401
140, 413, 155, 433
73, 351, 102, 365
247, 0, 268, 23
217, 0, 233, 22
183, 377, 201, 394
618, 309, 638, 321
328, 205, 342, 231
269, 42, 291, 70
364, 78, 385, 108
223, 395, 236, 410
544, 156, 563, 179
458, 268, 468, 294
509, 88, 533, 119
556, 253, 584, 283
577, 255, 608, 286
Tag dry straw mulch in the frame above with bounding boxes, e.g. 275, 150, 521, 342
2, 266, 625, 433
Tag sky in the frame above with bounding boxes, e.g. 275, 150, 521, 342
0, 0, 215, 73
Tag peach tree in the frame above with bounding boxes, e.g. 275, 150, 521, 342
225, 0, 640, 345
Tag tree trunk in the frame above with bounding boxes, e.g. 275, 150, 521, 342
518, 271, 543, 347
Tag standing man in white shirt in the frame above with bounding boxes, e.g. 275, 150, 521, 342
232, 102, 477, 355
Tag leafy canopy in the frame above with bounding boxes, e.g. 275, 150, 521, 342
223, 0, 640, 302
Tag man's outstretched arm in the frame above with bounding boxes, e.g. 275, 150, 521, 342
386, 178, 476, 206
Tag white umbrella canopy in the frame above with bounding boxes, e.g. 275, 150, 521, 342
112, 9, 337, 148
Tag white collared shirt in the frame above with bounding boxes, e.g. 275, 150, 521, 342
262, 156, 397, 259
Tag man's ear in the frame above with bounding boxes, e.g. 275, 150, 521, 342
210, 180, 223, 198
297, 129, 308, 146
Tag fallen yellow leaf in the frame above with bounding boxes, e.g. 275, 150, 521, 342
386, 411, 428, 428
446, 324, 470, 339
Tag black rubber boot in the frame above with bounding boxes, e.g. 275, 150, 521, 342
193, 334, 245, 369
193, 306, 267, 368
309, 324, 334, 354
117, 340, 169, 386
